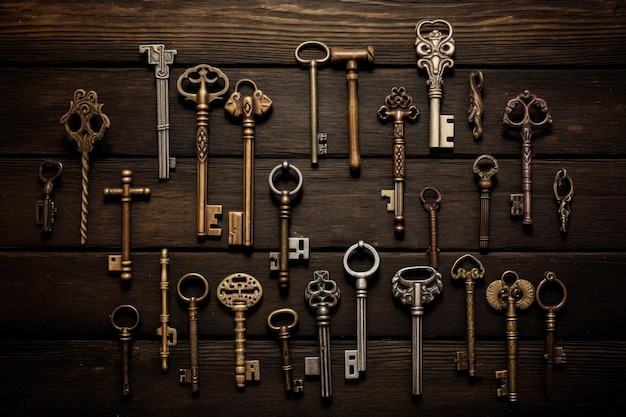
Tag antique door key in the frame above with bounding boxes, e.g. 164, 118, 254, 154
536, 271, 567, 398
472, 155, 499, 252
450, 254, 485, 379
420, 187, 442, 269
217, 273, 263, 390
295, 41, 331, 166
486, 270, 535, 408
269, 161, 309, 291
177, 64, 230, 237
305, 270, 340, 399
343, 240, 380, 380
416, 19, 455, 150
267, 308, 304, 395
225, 79, 272, 247
110, 304, 140, 397
553, 169, 574, 233
504, 90, 552, 226
60, 89, 110, 245
468, 70, 484, 141
139, 44, 177, 180
378, 87, 419, 235
103, 170, 151, 283
36, 159, 63, 233
157, 248, 177, 372
392, 265, 443, 397
177, 273, 210, 394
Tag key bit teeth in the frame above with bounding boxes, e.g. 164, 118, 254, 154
455, 351, 468, 371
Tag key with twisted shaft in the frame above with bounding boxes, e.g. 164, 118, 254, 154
110, 304, 140, 397
420, 187, 442, 269
378, 87, 419, 236
553, 169, 574, 233
267, 308, 304, 395
36, 160, 63, 233
157, 248, 177, 372
473, 155, 499, 252
60, 89, 110, 245
177, 64, 230, 237
217, 273, 263, 390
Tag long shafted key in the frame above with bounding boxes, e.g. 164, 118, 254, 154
157, 248, 177, 372
420, 187, 442, 269
416, 19, 455, 150
536, 271, 567, 398
177, 273, 210, 394
450, 254, 485, 379
110, 304, 140, 397
177, 64, 230, 237
472, 155, 499, 252
504, 90, 552, 226
139, 44, 177, 180
553, 169, 574, 233
36, 160, 63, 233
392, 266, 442, 397
60, 89, 110, 245
342, 240, 380, 379
217, 273, 263, 390
103, 170, 151, 283
267, 308, 304, 395
225, 79, 272, 247
378, 87, 419, 235
486, 270, 535, 408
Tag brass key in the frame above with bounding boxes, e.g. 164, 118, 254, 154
110, 304, 140, 397
36, 159, 63, 233
553, 169, 574, 233
177, 64, 230, 237
177, 273, 210, 395
267, 308, 304, 395
156, 248, 177, 372
225, 79, 272, 247
420, 187, 442, 269
472, 155, 499, 252
217, 273, 263, 390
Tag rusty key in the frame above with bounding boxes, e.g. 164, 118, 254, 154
420, 187, 442, 269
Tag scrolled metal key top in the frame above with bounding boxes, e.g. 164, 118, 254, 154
36, 159, 63, 233
553, 168, 574, 233
110, 304, 140, 397
473, 155, 499, 252
420, 187, 442, 268
267, 308, 304, 395
468, 71, 484, 141
157, 248, 177, 372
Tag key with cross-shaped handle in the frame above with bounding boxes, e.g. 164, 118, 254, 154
420, 187, 442, 269
36, 159, 63, 234
157, 248, 177, 372
110, 304, 140, 397
473, 155, 498, 252
267, 308, 304, 395
553, 169, 574, 233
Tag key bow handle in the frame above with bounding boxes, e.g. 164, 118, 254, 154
267, 308, 300, 333
225, 79, 273, 121
177, 64, 230, 106
110, 304, 140, 334
420, 186, 442, 212
391, 266, 443, 306
451, 254, 485, 281
377, 87, 419, 123
536, 271, 568, 313
60, 89, 111, 152
305, 270, 340, 311
486, 270, 535, 311
217, 273, 263, 309
503, 90, 552, 136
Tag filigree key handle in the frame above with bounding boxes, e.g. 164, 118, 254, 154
60, 89, 110, 245
110, 304, 140, 397
378, 87, 419, 235
420, 187, 442, 268
267, 308, 304, 395
36, 160, 63, 233
553, 169, 574, 233
177, 64, 229, 237
217, 273, 263, 390
473, 155, 499, 252
468, 71, 484, 141
392, 266, 442, 397
504, 90, 552, 226
536, 271, 567, 398
157, 249, 177, 372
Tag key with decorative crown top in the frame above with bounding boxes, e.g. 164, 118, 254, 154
473, 155, 498, 252
110, 304, 140, 397
36, 160, 63, 233
420, 187, 442, 269
157, 248, 177, 372
267, 308, 304, 395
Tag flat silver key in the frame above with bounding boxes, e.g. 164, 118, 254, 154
110, 304, 140, 397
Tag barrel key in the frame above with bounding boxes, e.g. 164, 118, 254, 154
36, 159, 63, 233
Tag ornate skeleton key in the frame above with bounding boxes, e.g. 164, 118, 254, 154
177, 64, 229, 237
378, 87, 419, 235
267, 308, 304, 395
60, 89, 110, 245
416, 19, 455, 150
305, 270, 340, 399
450, 254, 485, 379
486, 270, 535, 408
110, 304, 140, 397
343, 240, 380, 380
536, 271, 568, 398
103, 170, 151, 282
553, 169, 574, 233
468, 71, 484, 141
504, 90, 552, 226
36, 159, 63, 233
269, 161, 309, 291
225, 79, 272, 247
157, 248, 177, 372
217, 273, 263, 390
177, 273, 210, 394
139, 44, 177, 180
392, 266, 442, 397
420, 187, 442, 269
472, 155, 499, 252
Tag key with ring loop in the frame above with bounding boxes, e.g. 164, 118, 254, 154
472, 155, 498, 252
553, 169, 574, 233
420, 187, 442, 269
36, 159, 63, 233
267, 308, 304, 394
110, 304, 140, 397
468, 70, 484, 141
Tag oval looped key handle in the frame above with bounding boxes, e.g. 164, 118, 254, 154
472, 154, 499, 180
420, 186, 442, 211
267, 308, 299, 332
177, 273, 210, 303
343, 240, 380, 280
39, 160, 63, 186
110, 304, 140, 332
295, 41, 331, 66
451, 253, 485, 281
536, 271, 568, 313
269, 161, 303, 198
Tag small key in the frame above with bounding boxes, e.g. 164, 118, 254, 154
420, 187, 442, 269
468, 71, 484, 141
472, 155, 499, 252
177, 64, 230, 237
486, 270, 535, 408
342, 240, 380, 379
392, 266, 443, 397
157, 248, 177, 372
177, 273, 210, 395
269, 161, 309, 291
217, 273, 263, 390
536, 271, 568, 398
225, 79, 272, 247
378, 87, 419, 235
415, 20, 455, 150
36, 159, 63, 233
503, 90, 552, 226
267, 308, 304, 395
553, 169, 574, 233
110, 304, 140, 397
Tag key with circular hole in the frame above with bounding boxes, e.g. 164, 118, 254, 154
157, 249, 177, 372
473, 155, 498, 252
267, 308, 304, 395
553, 169, 574, 233
420, 187, 442, 269
36, 159, 63, 233
110, 304, 140, 397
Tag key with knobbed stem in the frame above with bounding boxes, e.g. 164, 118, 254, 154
420, 187, 442, 269
110, 304, 140, 397
157, 248, 177, 372
267, 308, 303, 394
36, 159, 63, 233
472, 155, 498, 252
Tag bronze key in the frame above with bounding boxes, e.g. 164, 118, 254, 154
36, 159, 63, 233
110, 304, 140, 397
553, 169, 574, 233
420, 187, 442, 269
267, 308, 304, 395
157, 248, 177, 372
468, 71, 484, 141
472, 155, 499, 252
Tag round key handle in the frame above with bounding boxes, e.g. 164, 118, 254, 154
295, 41, 331, 66
267, 308, 299, 333
269, 161, 303, 198
536, 271, 567, 313
177, 273, 210, 303
343, 240, 380, 281
111, 304, 140, 333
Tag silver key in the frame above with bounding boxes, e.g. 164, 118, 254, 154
110, 304, 140, 397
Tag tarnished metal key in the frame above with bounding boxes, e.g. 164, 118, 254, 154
217, 273, 263, 390
536, 271, 567, 398
36, 159, 63, 233
473, 155, 499, 252
378, 87, 419, 235
177, 64, 229, 237
486, 270, 535, 408
468, 70, 484, 141
420, 187, 442, 269
225, 79, 272, 247
177, 273, 210, 395
392, 266, 443, 397
157, 248, 177, 372
267, 308, 304, 395
305, 270, 340, 399
416, 19, 455, 150
553, 169, 574, 233
110, 304, 140, 397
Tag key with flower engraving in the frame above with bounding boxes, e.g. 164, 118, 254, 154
473, 155, 498, 252
420, 187, 442, 269
267, 308, 304, 395
110, 304, 140, 397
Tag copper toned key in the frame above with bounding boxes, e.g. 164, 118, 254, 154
267, 308, 304, 395
472, 155, 498, 252
420, 187, 442, 268
110, 304, 140, 397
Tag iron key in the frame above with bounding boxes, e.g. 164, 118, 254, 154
36, 159, 63, 233
267, 308, 304, 395
110, 304, 140, 397
420, 187, 442, 269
